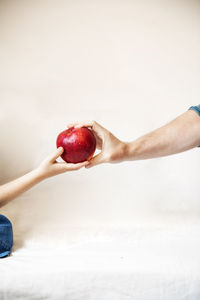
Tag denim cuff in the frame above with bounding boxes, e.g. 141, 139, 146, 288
0, 215, 13, 258
188, 105, 200, 116
188, 105, 200, 147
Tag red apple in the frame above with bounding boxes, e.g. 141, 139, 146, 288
56, 127, 96, 163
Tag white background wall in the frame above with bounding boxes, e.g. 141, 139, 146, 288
0, 0, 200, 239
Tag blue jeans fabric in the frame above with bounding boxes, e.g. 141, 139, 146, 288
0, 214, 13, 258
188, 105, 200, 116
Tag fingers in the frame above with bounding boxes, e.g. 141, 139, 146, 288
85, 153, 104, 168
67, 120, 108, 138
68, 161, 89, 170
46, 147, 64, 163
57, 160, 89, 171
67, 121, 93, 129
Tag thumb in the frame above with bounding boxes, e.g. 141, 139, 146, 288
85, 153, 104, 168
47, 147, 64, 163
90, 121, 108, 140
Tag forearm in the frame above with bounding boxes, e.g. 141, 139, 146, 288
0, 168, 44, 206
0, 146, 87, 206
124, 110, 200, 161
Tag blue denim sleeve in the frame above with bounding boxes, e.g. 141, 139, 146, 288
188, 105, 200, 116
188, 105, 200, 147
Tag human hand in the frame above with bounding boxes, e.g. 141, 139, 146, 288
67, 121, 127, 168
37, 147, 88, 179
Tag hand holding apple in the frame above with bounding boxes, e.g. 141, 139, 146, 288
37, 147, 88, 179
56, 127, 96, 163
67, 121, 127, 168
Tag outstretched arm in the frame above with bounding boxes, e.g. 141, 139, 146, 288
68, 108, 200, 168
0, 147, 88, 206
125, 109, 200, 160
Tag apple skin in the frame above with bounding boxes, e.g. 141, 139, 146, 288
56, 127, 96, 163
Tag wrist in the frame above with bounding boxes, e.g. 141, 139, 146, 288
110, 141, 130, 163
33, 167, 48, 181
120, 141, 138, 162
120, 141, 131, 162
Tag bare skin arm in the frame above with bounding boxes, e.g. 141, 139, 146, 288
67, 110, 200, 167
125, 110, 200, 160
0, 147, 88, 207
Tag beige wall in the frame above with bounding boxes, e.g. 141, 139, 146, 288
0, 0, 200, 235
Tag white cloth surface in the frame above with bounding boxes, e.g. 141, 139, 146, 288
1, 225, 200, 300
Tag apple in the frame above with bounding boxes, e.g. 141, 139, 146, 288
56, 127, 96, 163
